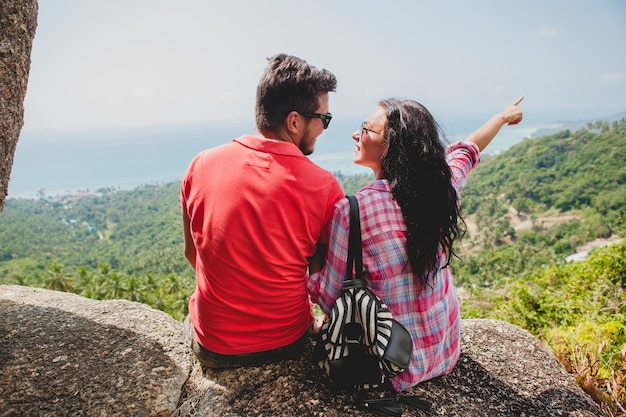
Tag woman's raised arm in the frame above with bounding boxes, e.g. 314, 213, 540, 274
465, 96, 524, 152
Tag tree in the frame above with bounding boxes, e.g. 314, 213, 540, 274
0, 0, 38, 212
42, 262, 73, 292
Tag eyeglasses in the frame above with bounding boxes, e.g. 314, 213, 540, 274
360, 121, 381, 140
297, 111, 332, 129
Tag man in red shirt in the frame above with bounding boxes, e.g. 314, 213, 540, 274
181, 54, 344, 367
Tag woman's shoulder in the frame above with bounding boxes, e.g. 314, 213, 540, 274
352, 181, 390, 208
357, 179, 389, 195
355, 181, 403, 226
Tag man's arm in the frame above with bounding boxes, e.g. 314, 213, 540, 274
182, 209, 196, 269
308, 243, 327, 275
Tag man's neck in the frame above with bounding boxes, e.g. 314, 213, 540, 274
259, 128, 296, 145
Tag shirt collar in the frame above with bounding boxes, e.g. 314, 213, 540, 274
362, 179, 390, 193
234, 135, 304, 157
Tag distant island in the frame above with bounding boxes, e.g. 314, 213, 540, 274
531, 110, 626, 137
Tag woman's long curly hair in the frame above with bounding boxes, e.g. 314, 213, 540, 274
380, 98, 464, 287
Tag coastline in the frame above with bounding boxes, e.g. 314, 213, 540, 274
2, 122, 543, 200
10, 112, 624, 200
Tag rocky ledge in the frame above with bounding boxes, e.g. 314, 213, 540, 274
0, 285, 605, 416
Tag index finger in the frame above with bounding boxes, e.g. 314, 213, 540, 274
512, 95, 525, 106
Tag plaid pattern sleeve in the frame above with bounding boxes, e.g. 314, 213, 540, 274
446, 141, 480, 196
307, 197, 351, 314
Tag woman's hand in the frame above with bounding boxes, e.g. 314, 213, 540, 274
312, 314, 327, 335
466, 95, 525, 151
501, 95, 524, 126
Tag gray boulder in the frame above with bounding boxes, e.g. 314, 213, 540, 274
0, 285, 190, 416
0, 285, 605, 416
176, 320, 604, 417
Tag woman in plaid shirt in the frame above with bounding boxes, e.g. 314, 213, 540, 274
307, 96, 524, 392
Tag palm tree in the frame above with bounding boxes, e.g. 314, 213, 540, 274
103, 270, 125, 299
162, 273, 181, 295
125, 276, 142, 302
42, 263, 73, 292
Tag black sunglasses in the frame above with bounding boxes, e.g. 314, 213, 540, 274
297, 111, 332, 129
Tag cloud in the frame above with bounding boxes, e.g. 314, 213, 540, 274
213, 92, 238, 104
534, 26, 561, 38
600, 72, 626, 83
131, 87, 155, 98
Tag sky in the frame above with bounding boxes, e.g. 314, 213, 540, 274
22, 0, 626, 134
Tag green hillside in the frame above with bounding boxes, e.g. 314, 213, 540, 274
0, 173, 374, 320
0, 121, 624, 412
449, 119, 626, 413
452, 119, 626, 289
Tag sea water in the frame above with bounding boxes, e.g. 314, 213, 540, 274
7, 117, 547, 199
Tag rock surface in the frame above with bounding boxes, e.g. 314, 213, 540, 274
0, 285, 190, 416
1, 285, 606, 416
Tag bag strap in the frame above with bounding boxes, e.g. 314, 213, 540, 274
345, 195, 363, 282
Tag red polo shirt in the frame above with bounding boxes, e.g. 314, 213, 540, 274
181, 135, 344, 355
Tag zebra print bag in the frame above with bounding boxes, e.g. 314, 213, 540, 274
314, 195, 413, 390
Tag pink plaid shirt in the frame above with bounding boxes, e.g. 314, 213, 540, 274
307, 141, 480, 391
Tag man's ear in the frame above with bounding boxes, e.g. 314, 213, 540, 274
285, 111, 300, 135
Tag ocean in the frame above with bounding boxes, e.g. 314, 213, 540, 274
7, 117, 547, 199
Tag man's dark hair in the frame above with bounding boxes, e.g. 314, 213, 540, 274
255, 54, 337, 132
